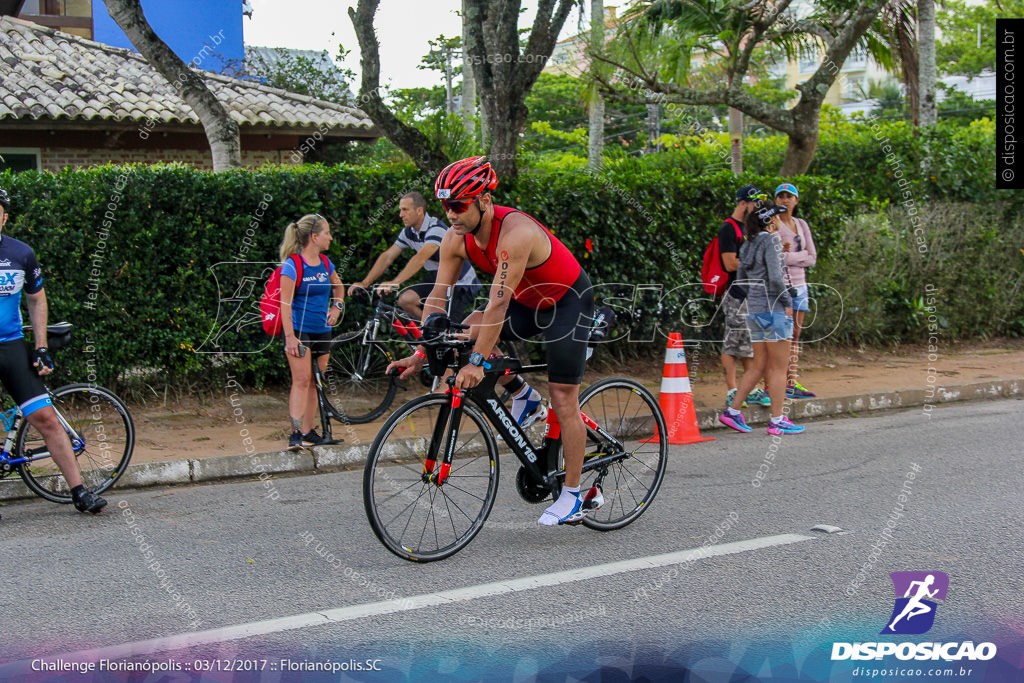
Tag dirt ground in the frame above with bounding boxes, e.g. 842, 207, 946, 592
130, 339, 1024, 464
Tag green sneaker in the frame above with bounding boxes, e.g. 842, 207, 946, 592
748, 388, 771, 406
725, 388, 748, 408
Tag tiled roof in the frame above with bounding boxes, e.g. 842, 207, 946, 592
0, 16, 378, 137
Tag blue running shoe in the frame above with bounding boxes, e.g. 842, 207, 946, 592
726, 388, 747, 408
767, 416, 805, 435
748, 388, 771, 406
719, 410, 752, 433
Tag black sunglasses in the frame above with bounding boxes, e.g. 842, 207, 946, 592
442, 199, 476, 214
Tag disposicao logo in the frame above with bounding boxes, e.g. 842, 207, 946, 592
831, 571, 997, 662
882, 571, 948, 635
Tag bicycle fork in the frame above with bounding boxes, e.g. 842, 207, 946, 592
422, 387, 464, 486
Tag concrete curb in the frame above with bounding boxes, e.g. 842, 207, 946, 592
1, 378, 1020, 503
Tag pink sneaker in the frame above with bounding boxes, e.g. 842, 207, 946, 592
767, 416, 805, 435
719, 411, 752, 433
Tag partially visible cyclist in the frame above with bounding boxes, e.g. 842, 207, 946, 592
0, 188, 105, 514
388, 157, 598, 526
348, 191, 481, 319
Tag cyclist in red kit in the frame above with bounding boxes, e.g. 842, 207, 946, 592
388, 157, 599, 526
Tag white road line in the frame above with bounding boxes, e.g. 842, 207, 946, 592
38, 533, 813, 662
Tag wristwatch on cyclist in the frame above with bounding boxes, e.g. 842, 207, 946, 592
468, 351, 488, 368
332, 300, 344, 310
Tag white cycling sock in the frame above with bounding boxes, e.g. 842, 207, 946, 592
538, 486, 582, 526
511, 385, 540, 422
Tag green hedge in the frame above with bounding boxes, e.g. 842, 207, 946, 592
1, 164, 871, 388
0, 161, 1015, 390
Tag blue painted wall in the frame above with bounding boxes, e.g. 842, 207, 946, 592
91, 0, 243, 72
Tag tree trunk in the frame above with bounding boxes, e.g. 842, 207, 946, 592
779, 119, 819, 176
588, 0, 605, 170
918, 0, 938, 128
728, 107, 743, 174
104, 0, 240, 170
464, 0, 578, 178
461, 0, 477, 139
349, 0, 449, 174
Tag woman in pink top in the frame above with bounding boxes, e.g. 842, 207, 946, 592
774, 183, 818, 398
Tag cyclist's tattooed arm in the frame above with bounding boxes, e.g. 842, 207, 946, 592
471, 217, 531, 359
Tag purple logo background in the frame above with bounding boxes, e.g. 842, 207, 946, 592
881, 571, 949, 635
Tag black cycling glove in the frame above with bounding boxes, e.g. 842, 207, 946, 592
33, 347, 53, 371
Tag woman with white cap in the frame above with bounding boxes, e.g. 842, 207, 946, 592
774, 183, 818, 399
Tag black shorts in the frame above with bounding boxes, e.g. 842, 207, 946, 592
498, 270, 595, 385
407, 274, 478, 320
293, 329, 333, 358
0, 339, 52, 416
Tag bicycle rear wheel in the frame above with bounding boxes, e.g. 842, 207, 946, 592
15, 383, 135, 503
573, 378, 667, 531
323, 331, 397, 424
364, 394, 499, 562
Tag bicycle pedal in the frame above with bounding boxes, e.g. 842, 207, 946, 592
582, 486, 604, 512
521, 403, 547, 429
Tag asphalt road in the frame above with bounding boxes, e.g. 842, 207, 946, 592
1, 398, 1021, 682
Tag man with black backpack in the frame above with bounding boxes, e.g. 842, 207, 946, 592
719, 185, 771, 409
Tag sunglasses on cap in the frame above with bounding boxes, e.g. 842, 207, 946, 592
442, 198, 477, 214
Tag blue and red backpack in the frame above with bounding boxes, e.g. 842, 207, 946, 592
261, 253, 329, 336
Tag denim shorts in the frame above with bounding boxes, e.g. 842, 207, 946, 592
746, 312, 794, 342
792, 285, 810, 313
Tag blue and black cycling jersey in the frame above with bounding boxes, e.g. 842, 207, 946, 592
281, 254, 336, 334
0, 235, 43, 343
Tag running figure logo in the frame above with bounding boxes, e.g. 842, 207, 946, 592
881, 571, 949, 635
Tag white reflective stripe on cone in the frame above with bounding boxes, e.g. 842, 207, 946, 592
663, 348, 688, 364
660, 376, 692, 394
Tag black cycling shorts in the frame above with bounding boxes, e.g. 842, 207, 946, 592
497, 269, 595, 385
293, 329, 333, 358
0, 339, 52, 416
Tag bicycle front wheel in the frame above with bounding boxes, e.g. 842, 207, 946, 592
15, 383, 135, 503
574, 377, 668, 531
364, 394, 499, 562
323, 331, 397, 424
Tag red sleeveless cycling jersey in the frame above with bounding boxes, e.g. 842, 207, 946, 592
464, 205, 582, 310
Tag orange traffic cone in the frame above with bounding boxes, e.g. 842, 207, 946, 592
644, 333, 714, 445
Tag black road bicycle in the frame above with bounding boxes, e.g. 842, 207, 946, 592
328, 289, 528, 424
0, 323, 135, 503
362, 318, 667, 562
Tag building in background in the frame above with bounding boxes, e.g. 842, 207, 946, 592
0, 16, 378, 172
90, 0, 244, 73
0, 0, 92, 38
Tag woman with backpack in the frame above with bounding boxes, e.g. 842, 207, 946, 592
774, 183, 818, 398
279, 214, 345, 450
719, 200, 805, 436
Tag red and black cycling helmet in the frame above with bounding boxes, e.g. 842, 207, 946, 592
434, 156, 498, 203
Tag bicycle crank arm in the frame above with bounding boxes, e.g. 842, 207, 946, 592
545, 450, 630, 485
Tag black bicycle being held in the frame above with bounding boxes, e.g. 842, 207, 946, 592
362, 317, 668, 562
0, 323, 135, 503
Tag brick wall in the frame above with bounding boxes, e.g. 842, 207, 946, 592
40, 147, 301, 171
